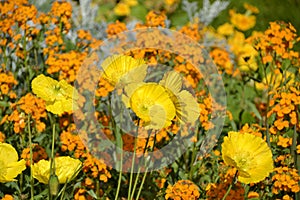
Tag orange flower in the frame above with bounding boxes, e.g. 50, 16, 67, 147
165, 180, 200, 200
1, 194, 14, 200
21, 144, 48, 166
277, 136, 292, 148
8, 93, 47, 133
0, 132, 5, 142
106, 21, 127, 38
145, 11, 167, 27
206, 167, 245, 200
247, 191, 259, 199
272, 167, 300, 194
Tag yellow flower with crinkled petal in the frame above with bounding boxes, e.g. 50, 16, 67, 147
222, 131, 273, 184
124, 83, 176, 130
32, 156, 82, 184
101, 55, 147, 88
31, 74, 78, 115
0, 143, 26, 183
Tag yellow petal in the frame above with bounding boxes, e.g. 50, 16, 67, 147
0, 143, 26, 183
159, 71, 182, 94
119, 64, 148, 88
129, 83, 176, 129
55, 156, 82, 183
176, 90, 200, 124
2, 160, 26, 182
145, 104, 168, 130
32, 157, 82, 184
58, 79, 79, 100
0, 143, 18, 164
31, 74, 58, 102
32, 159, 50, 184
46, 98, 76, 115
102, 55, 147, 87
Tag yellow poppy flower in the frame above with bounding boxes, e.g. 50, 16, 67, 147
0, 143, 26, 182
125, 83, 176, 130
159, 71, 200, 125
32, 156, 82, 184
221, 131, 273, 184
101, 55, 147, 88
31, 74, 78, 115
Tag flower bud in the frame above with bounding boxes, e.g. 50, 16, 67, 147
49, 174, 59, 196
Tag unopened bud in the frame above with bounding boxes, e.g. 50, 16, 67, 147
49, 174, 59, 196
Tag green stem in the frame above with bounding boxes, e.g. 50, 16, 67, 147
189, 126, 200, 179
222, 170, 238, 200
135, 168, 148, 200
128, 120, 140, 200
130, 167, 141, 199
128, 136, 137, 200
265, 92, 271, 147
28, 115, 34, 200
114, 143, 123, 200
49, 124, 57, 200
96, 180, 100, 199
50, 124, 56, 175
291, 123, 297, 160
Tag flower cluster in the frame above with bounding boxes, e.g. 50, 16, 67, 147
272, 167, 300, 194
21, 144, 48, 166
7, 93, 47, 133
268, 86, 300, 134
251, 22, 300, 66
165, 180, 200, 200
0, 69, 18, 99
206, 168, 245, 200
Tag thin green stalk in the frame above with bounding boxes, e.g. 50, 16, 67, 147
291, 123, 297, 160
50, 124, 56, 175
28, 115, 34, 200
222, 170, 238, 200
114, 152, 123, 200
130, 167, 141, 199
221, 181, 233, 200
135, 168, 148, 200
49, 124, 59, 199
128, 135, 138, 200
96, 180, 100, 199
134, 131, 157, 199
115, 133, 123, 200
128, 120, 140, 200
113, 94, 124, 200
265, 92, 271, 147
189, 126, 200, 179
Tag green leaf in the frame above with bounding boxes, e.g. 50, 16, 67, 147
241, 111, 256, 124
169, 11, 188, 27
245, 100, 262, 120
0, 101, 9, 107
130, 5, 148, 21
87, 189, 98, 199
